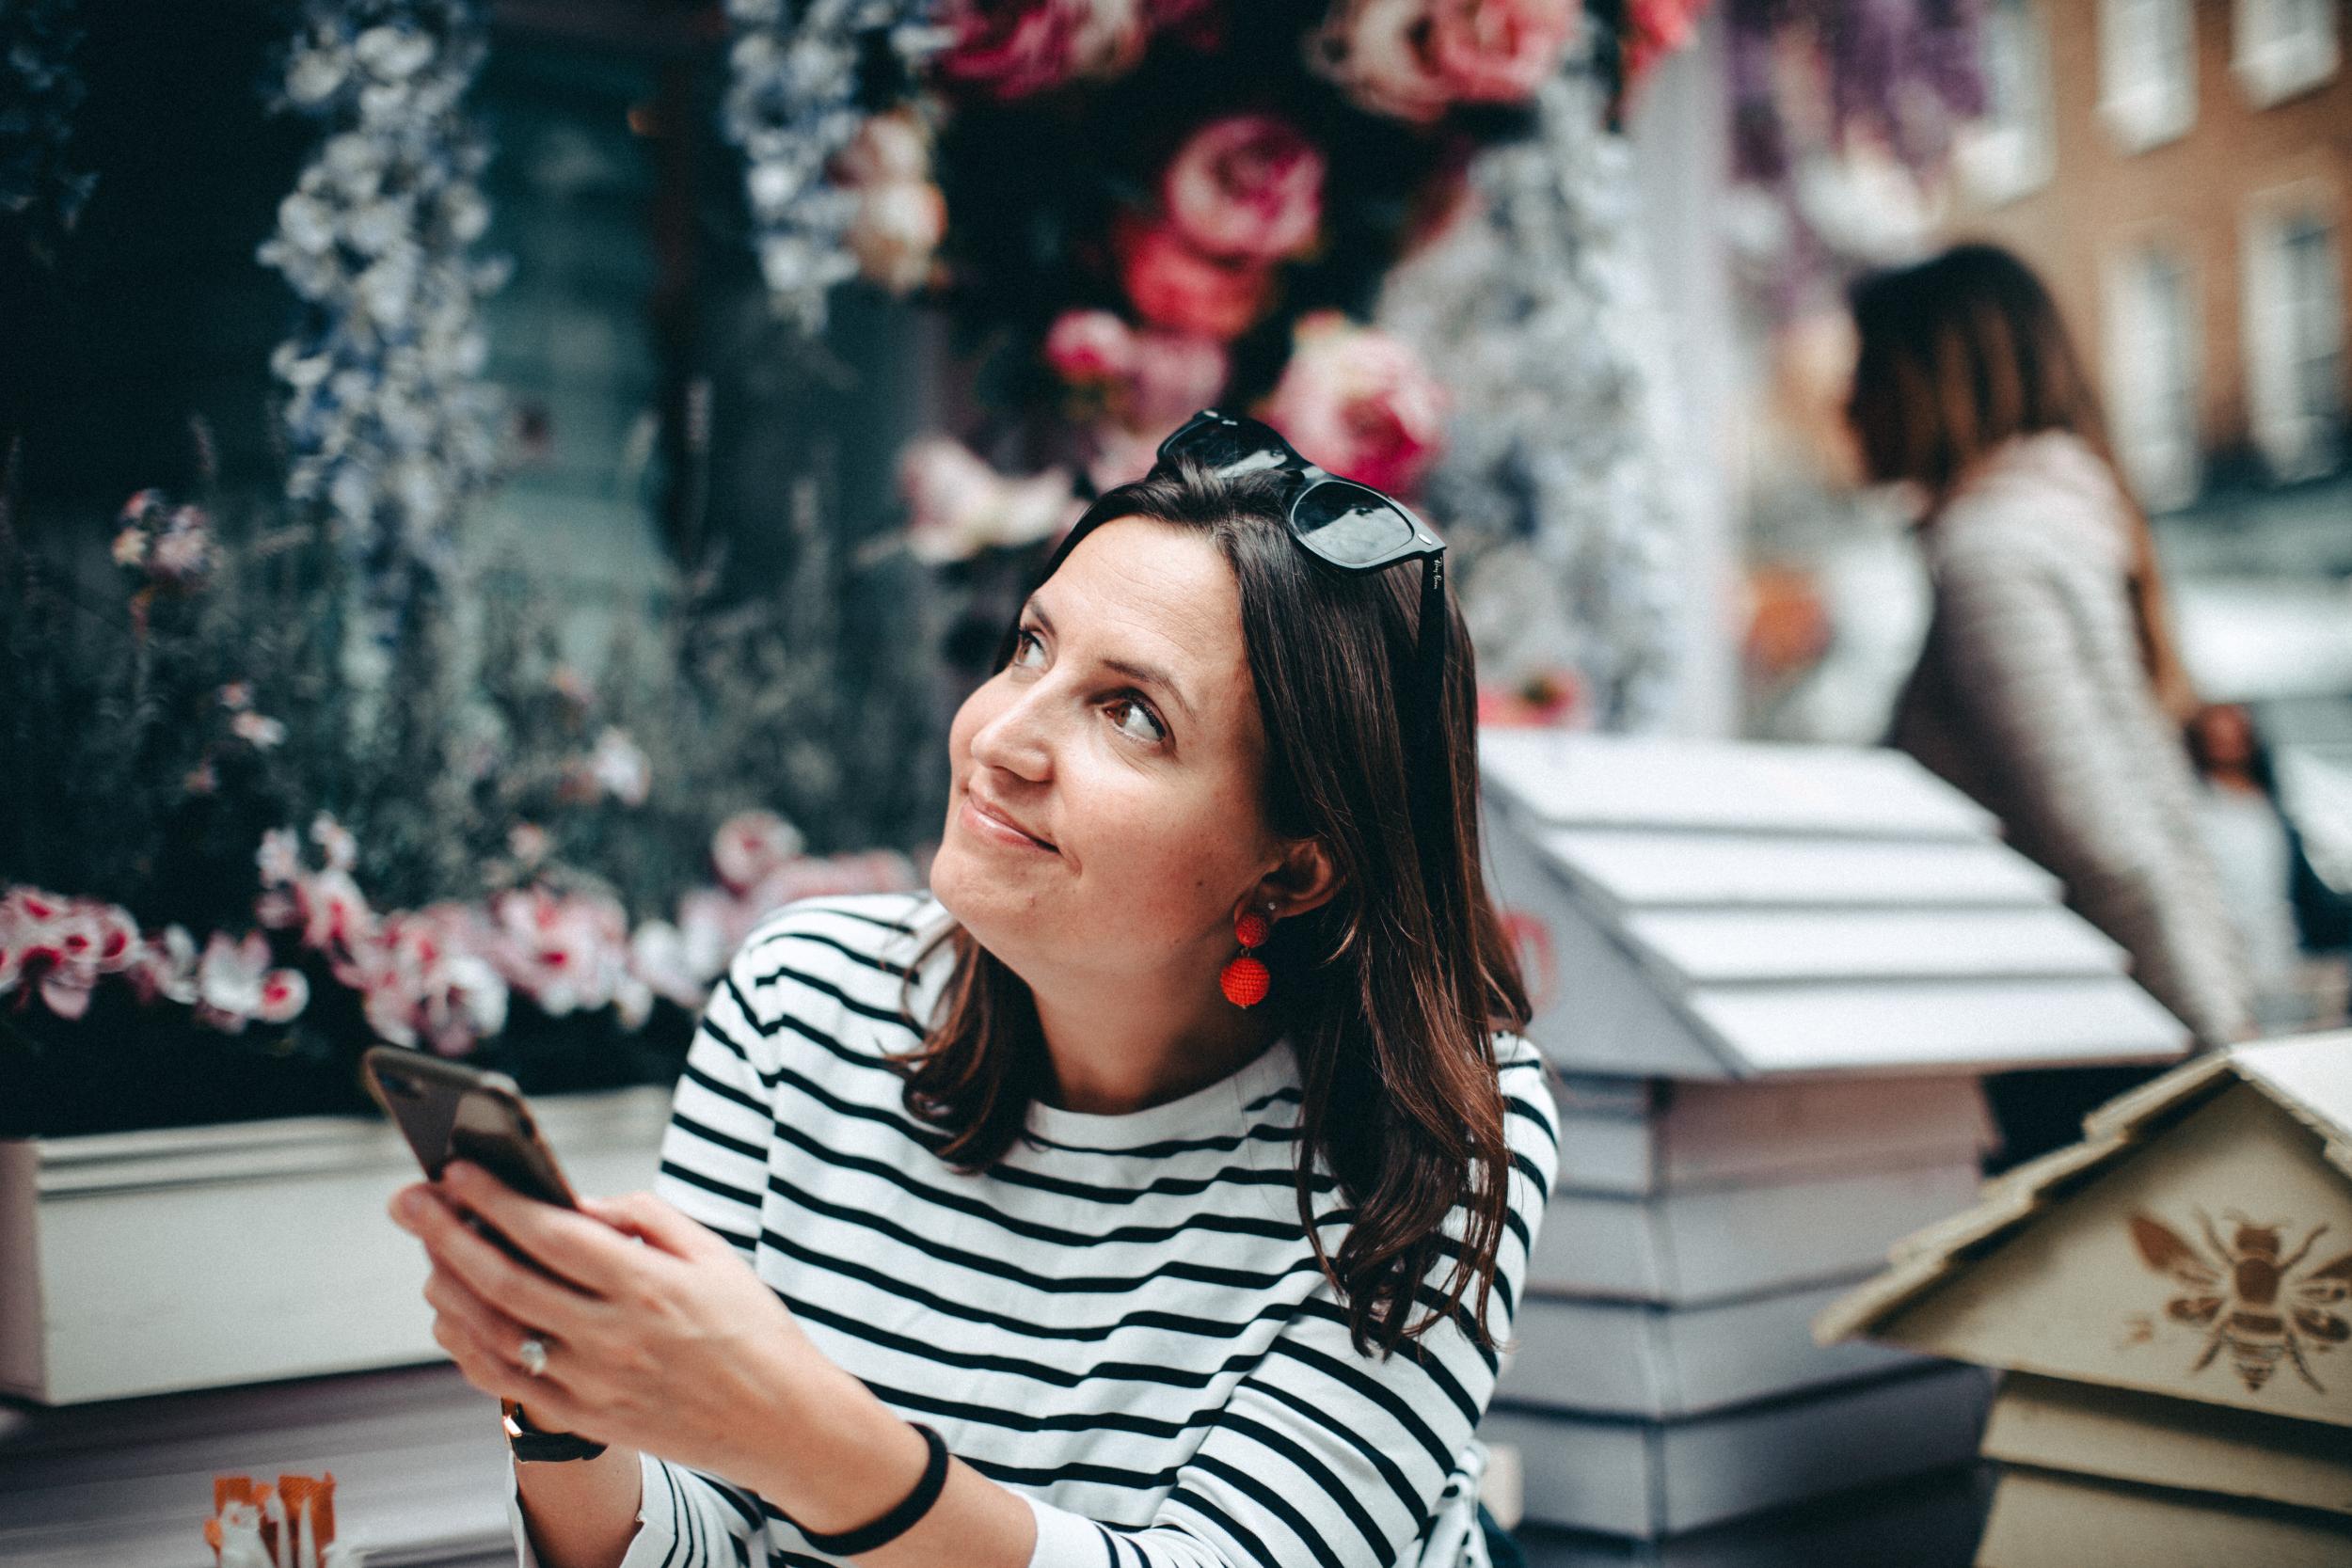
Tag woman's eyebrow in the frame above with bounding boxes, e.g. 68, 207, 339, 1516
1027, 599, 1195, 721
1102, 656, 1195, 720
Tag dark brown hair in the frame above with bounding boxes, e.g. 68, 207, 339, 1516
895, 458, 1531, 1355
1847, 242, 2200, 721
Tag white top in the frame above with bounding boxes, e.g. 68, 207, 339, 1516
506, 893, 1560, 1568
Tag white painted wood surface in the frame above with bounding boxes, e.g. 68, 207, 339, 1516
1526, 1161, 1986, 1305
1514, 1465, 1990, 1566
1625, 908, 2126, 982
0, 1087, 670, 1405
1526, 828, 2059, 911
1549, 1075, 1995, 1196
1479, 732, 1998, 841
1500, 1278, 1923, 1418
1484, 1363, 1994, 1537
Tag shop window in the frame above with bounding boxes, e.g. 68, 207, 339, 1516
2100, 0, 2198, 151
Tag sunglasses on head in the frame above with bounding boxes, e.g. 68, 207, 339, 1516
1037, 409, 1454, 823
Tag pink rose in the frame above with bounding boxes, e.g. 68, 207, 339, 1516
834, 110, 931, 188
1162, 115, 1326, 263
938, 0, 1145, 100
1307, 0, 1452, 124
1260, 311, 1448, 495
1428, 0, 1577, 103
1112, 213, 1276, 341
1045, 309, 1138, 385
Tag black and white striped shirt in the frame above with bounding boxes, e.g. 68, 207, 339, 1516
507, 893, 1559, 1568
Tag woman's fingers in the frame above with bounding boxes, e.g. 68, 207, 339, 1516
440, 1161, 667, 1292
428, 1312, 594, 1434
394, 1182, 604, 1333
579, 1190, 729, 1261
423, 1262, 541, 1371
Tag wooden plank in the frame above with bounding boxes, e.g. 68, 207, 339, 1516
1487, 1363, 1993, 1537
1481, 733, 1998, 840
1690, 979, 2190, 1076
1528, 1162, 1986, 1305
1539, 830, 2061, 911
0, 1364, 513, 1568
1627, 910, 2127, 984
1514, 1465, 1990, 1567
1502, 1278, 1926, 1418
1976, 1466, 2352, 1568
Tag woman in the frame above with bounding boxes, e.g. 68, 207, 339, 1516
389, 411, 1560, 1568
1846, 244, 2256, 1161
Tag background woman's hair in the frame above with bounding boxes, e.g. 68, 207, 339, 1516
1846, 242, 2200, 722
894, 457, 1532, 1355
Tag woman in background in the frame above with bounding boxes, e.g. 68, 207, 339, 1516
1845, 243, 2255, 1164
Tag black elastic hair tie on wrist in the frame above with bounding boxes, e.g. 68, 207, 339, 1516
797, 1422, 951, 1557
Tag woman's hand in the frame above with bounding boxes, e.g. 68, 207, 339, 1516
389, 1160, 839, 1493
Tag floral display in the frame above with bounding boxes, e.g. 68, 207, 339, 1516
2, 807, 910, 1065
1379, 70, 1685, 726
1724, 0, 1988, 315
0, 0, 96, 262
745, 0, 1715, 721
257, 0, 508, 609
722, 0, 949, 331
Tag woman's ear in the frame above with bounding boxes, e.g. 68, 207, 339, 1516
1255, 837, 1341, 922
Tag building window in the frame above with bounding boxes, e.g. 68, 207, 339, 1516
2244, 201, 2345, 480
1960, 0, 2056, 205
2234, 0, 2340, 105
2100, 0, 2198, 150
2106, 245, 2203, 509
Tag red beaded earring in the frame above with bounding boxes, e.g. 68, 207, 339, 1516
1219, 906, 1273, 1008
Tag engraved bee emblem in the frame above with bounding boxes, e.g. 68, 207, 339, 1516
2127, 1209, 2352, 1394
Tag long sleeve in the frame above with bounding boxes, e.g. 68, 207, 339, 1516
1931, 530, 2255, 1047
507, 1450, 770, 1568
1022, 1051, 1561, 1568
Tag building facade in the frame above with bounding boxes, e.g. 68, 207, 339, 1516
1949, 0, 2350, 515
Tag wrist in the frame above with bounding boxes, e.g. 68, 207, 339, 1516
747, 1353, 929, 1533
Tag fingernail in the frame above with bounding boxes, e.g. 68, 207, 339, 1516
393, 1189, 424, 1223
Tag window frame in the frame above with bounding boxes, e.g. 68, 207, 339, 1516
2099, 0, 2200, 152
1959, 0, 2058, 206
2242, 183, 2346, 482
2233, 0, 2341, 107
2104, 238, 2206, 511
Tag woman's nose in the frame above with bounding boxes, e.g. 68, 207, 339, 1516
967, 679, 1056, 783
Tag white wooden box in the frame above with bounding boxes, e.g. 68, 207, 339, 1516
1527, 1160, 1985, 1305
1479, 731, 2191, 1080
0, 1087, 670, 1405
1484, 1364, 1994, 1538
1516, 1465, 1991, 1568
1501, 1279, 1923, 1418
1550, 1074, 1995, 1196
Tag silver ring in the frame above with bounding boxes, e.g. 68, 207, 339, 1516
517, 1337, 549, 1377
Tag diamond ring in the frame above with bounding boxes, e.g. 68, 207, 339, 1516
517, 1336, 549, 1377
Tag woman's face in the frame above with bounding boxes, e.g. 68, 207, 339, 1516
931, 516, 1290, 986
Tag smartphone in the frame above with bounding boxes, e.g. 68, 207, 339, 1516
363, 1045, 580, 1211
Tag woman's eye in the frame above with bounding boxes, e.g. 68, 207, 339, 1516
1107, 697, 1165, 745
1010, 627, 1046, 669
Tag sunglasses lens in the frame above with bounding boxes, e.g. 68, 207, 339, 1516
1164, 416, 1295, 478
1291, 482, 1420, 566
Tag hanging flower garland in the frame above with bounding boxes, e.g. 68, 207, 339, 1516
722, 0, 951, 333
0, 0, 97, 262
1379, 67, 1685, 729
257, 0, 507, 601
1723, 0, 1988, 317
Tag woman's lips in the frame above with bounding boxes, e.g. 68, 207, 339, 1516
960, 793, 1057, 853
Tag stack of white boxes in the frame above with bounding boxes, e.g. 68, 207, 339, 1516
1475, 732, 2194, 1565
